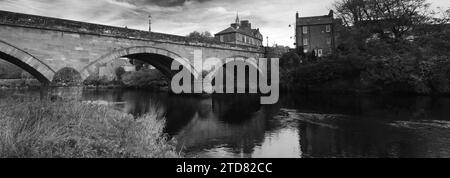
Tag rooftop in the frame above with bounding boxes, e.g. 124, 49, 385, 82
216, 26, 261, 39
296, 10, 335, 26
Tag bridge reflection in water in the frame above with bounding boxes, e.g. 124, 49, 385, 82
80, 90, 298, 157
79, 90, 450, 158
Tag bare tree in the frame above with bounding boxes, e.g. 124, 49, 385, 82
333, 0, 432, 39
431, 7, 450, 24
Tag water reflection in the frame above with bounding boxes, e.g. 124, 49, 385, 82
1, 88, 450, 158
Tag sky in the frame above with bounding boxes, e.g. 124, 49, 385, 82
0, 0, 449, 47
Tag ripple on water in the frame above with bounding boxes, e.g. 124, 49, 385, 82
389, 120, 450, 130
274, 109, 348, 130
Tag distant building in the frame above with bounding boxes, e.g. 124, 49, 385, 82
215, 14, 263, 47
265, 45, 292, 59
295, 10, 341, 57
98, 58, 135, 80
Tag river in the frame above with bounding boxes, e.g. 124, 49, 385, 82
1, 88, 450, 158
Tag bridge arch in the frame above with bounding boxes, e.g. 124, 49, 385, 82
203, 55, 266, 93
0, 40, 55, 84
205, 55, 265, 80
80, 46, 199, 81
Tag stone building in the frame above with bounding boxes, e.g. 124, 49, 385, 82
296, 10, 341, 57
215, 14, 263, 47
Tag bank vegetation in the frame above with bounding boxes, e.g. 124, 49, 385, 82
280, 0, 450, 95
0, 98, 180, 158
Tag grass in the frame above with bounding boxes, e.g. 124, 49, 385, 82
0, 97, 180, 158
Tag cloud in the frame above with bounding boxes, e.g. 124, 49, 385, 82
116, 0, 213, 7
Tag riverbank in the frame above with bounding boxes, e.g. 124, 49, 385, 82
0, 98, 180, 158
0, 79, 41, 89
280, 56, 450, 95
81, 69, 170, 91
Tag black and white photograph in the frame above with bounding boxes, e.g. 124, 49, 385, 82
0, 0, 450, 172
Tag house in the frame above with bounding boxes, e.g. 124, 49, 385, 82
295, 10, 341, 57
215, 14, 263, 47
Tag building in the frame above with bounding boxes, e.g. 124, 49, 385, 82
98, 57, 136, 80
296, 10, 341, 57
215, 14, 263, 47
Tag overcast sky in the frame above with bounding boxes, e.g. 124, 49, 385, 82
0, 0, 449, 47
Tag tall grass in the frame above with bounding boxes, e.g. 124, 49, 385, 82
0, 98, 180, 158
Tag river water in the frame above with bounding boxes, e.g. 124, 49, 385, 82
1, 88, 450, 158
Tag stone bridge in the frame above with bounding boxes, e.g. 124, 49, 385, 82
0, 10, 264, 84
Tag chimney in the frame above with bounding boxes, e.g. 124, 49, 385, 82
329, 10, 334, 18
241, 20, 251, 29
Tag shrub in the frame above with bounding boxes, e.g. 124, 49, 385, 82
83, 75, 114, 86
52, 67, 82, 86
0, 98, 180, 158
121, 69, 168, 89
115, 67, 126, 81
429, 59, 450, 94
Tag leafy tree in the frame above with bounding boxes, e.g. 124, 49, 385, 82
115, 67, 126, 81
52, 67, 82, 85
187, 31, 213, 41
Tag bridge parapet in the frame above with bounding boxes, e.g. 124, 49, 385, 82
0, 10, 262, 53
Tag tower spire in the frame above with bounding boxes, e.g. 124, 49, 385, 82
235, 12, 240, 25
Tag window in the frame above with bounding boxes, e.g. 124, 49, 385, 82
303, 26, 308, 34
326, 37, 332, 45
303, 38, 309, 46
318, 49, 323, 57
326, 25, 331, 32
220, 36, 224, 42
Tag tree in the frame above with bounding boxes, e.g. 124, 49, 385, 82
430, 7, 450, 24
333, 0, 432, 39
187, 31, 213, 41
52, 67, 82, 85
115, 67, 126, 81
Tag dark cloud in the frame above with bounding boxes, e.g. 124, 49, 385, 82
116, 0, 213, 7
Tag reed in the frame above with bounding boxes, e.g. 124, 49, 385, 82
0, 98, 180, 158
